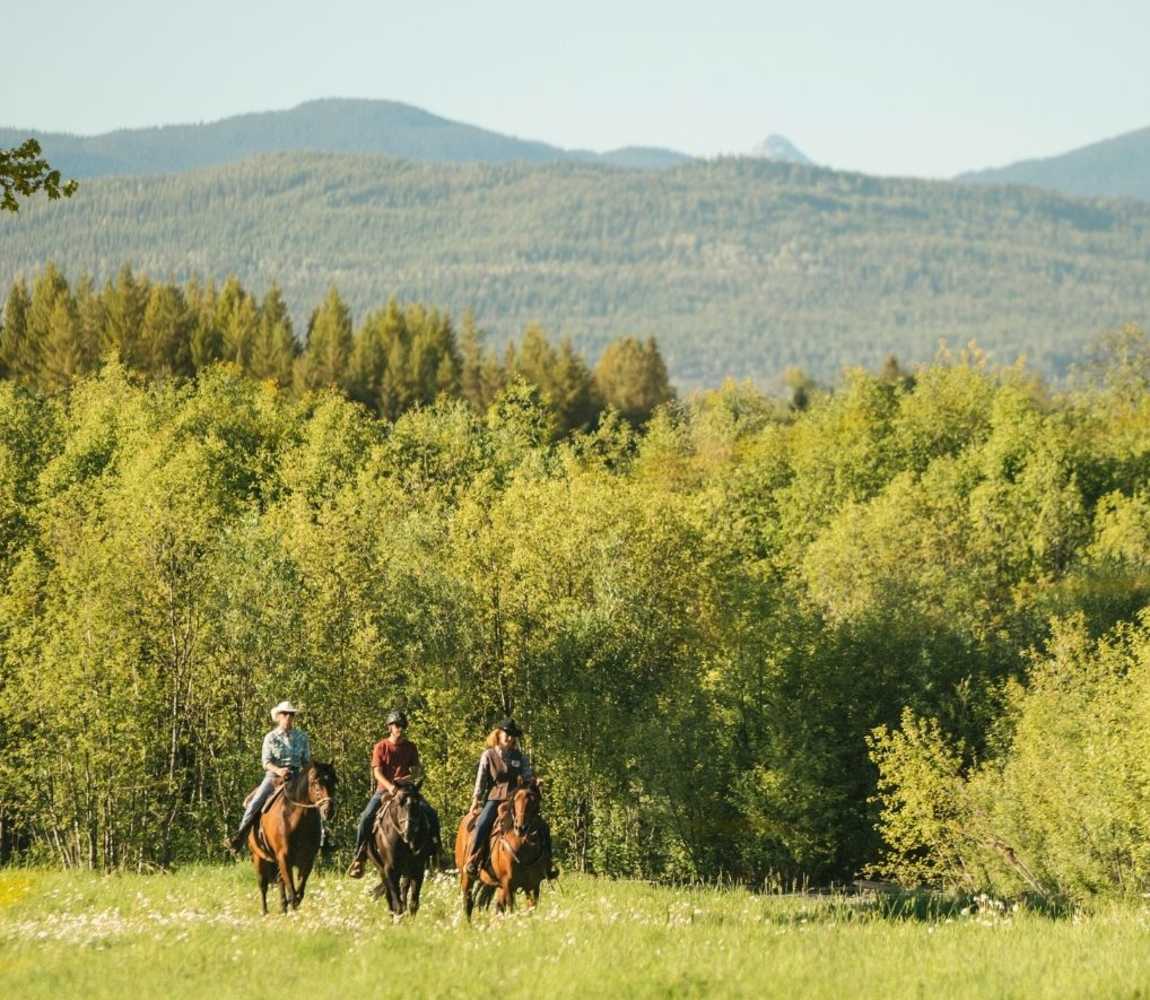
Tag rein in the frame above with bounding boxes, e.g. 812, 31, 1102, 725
497, 823, 545, 865
283, 793, 331, 810
281, 774, 332, 811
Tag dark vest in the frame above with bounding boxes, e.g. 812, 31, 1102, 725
487, 747, 527, 801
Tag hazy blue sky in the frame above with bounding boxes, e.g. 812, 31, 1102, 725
6, 0, 1148, 178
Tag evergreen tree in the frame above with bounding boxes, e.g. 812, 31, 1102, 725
249, 285, 297, 387
295, 286, 353, 393
74, 275, 106, 371
140, 284, 195, 378
102, 265, 149, 369
458, 309, 490, 411
186, 280, 225, 371
348, 306, 394, 413
593, 336, 675, 426
22, 264, 74, 388
216, 276, 259, 370
0, 279, 31, 381
39, 296, 86, 391
551, 337, 602, 435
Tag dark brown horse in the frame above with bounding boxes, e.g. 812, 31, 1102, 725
367, 781, 436, 916
248, 762, 338, 914
454, 780, 550, 919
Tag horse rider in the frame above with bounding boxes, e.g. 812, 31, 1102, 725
225, 700, 311, 853
347, 709, 441, 878
465, 717, 558, 879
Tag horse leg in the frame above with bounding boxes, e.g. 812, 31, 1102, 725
258, 867, 270, 916
384, 868, 403, 915
461, 872, 476, 921
275, 849, 297, 912
294, 853, 316, 910
400, 875, 411, 913
526, 885, 540, 909
408, 872, 424, 916
477, 883, 496, 911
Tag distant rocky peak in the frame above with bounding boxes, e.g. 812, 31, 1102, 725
749, 134, 812, 165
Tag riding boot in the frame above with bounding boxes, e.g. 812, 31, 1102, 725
465, 843, 488, 877
224, 820, 253, 856
346, 842, 369, 879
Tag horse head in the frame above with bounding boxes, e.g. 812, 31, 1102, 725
511, 778, 541, 837
306, 762, 338, 822
390, 780, 426, 850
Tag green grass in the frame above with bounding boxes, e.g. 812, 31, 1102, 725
3, 866, 1150, 998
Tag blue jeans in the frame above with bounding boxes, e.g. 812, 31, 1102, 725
238, 774, 277, 830
469, 800, 500, 863
355, 790, 384, 851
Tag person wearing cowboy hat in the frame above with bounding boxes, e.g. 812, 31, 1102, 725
225, 700, 311, 853
347, 709, 441, 878
464, 717, 557, 879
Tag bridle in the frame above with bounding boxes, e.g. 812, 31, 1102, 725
380, 789, 425, 850
282, 770, 334, 813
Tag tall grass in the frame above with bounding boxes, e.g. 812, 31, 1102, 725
3, 866, 1150, 998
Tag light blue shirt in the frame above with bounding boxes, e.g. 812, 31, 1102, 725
261, 727, 311, 770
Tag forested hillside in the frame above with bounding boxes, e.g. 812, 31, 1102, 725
3, 153, 1147, 385
4, 333, 1150, 895
961, 124, 1150, 203
0, 99, 692, 179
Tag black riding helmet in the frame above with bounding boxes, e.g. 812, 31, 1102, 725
386, 709, 408, 727
497, 717, 523, 737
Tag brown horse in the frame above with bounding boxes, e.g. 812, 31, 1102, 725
368, 781, 436, 916
248, 762, 338, 914
454, 780, 550, 919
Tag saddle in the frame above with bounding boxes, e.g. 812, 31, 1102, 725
242, 783, 285, 815
463, 799, 513, 836
371, 787, 423, 836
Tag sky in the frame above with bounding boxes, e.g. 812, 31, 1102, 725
5, 0, 1149, 178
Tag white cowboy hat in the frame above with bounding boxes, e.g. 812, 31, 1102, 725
270, 700, 300, 721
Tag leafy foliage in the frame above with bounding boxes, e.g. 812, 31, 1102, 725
0, 139, 77, 213
3, 333, 1150, 888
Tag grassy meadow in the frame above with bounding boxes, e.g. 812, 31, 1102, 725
3, 866, 1150, 998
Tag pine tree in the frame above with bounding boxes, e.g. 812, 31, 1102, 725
216, 276, 258, 370
140, 284, 194, 378
102, 265, 149, 370
22, 264, 74, 387
39, 296, 86, 390
552, 337, 602, 435
0, 279, 31, 381
295, 286, 353, 393
458, 310, 488, 411
249, 285, 297, 386
187, 280, 224, 371
592, 336, 675, 426
348, 308, 393, 413
74, 275, 106, 372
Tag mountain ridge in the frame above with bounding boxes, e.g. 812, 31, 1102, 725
0, 98, 694, 177
959, 124, 1150, 202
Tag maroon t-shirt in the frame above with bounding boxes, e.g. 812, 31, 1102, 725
371, 738, 420, 790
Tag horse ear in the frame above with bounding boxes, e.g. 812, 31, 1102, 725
534, 778, 544, 794
413, 779, 423, 793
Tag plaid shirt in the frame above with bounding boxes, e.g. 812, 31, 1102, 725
261, 727, 311, 770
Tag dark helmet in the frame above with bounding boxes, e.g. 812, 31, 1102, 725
386, 709, 408, 727
497, 717, 523, 737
